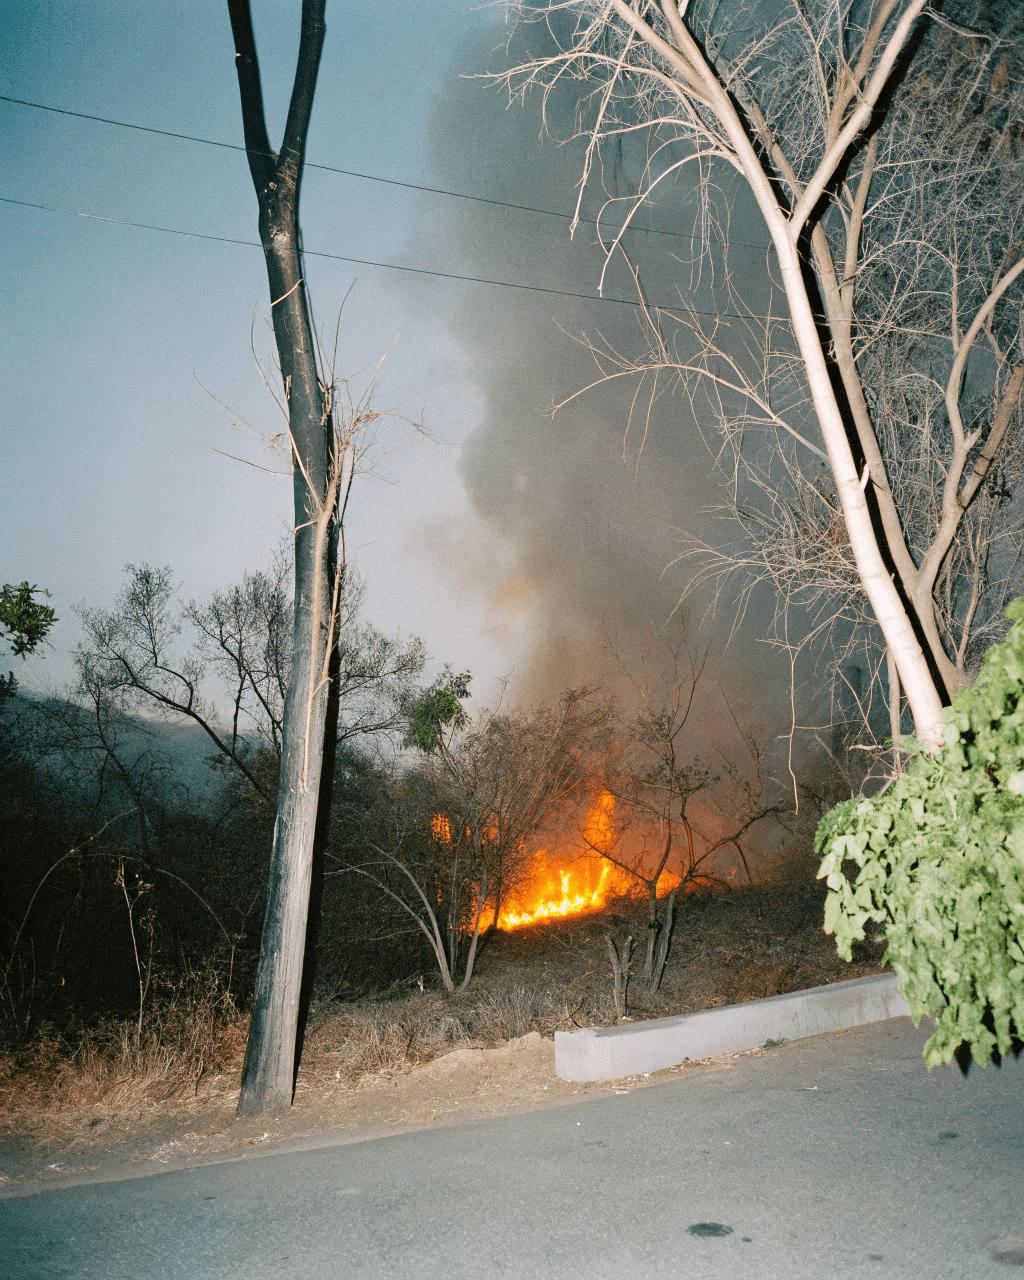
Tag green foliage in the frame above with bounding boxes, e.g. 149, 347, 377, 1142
0, 582, 57, 659
407, 666, 471, 753
817, 601, 1024, 1068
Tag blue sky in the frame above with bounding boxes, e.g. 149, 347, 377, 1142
2, 1, 788, 735
1, 2, 539, 698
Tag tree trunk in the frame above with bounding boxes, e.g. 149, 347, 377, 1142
457, 866, 488, 992
606, 934, 634, 1022
491, 863, 504, 933
447, 875, 460, 980
643, 881, 658, 986
227, 0, 335, 1117
294, 597, 343, 1072
606, 0, 946, 746
650, 889, 677, 992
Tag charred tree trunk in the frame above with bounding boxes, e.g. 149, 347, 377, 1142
491, 862, 504, 934
606, 934, 633, 1022
650, 888, 677, 992
228, 0, 335, 1117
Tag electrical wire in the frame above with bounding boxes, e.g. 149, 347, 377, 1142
0, 194, 782, 319
0, 93, 771, 252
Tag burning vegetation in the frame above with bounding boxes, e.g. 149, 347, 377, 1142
497, 862, 616, 930
3, 583, 794, 1141
341, 634, 781, 1002
487, 792, 677, 931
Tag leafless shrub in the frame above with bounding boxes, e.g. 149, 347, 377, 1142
340, 687, 612, 993
588, 629, 782, 983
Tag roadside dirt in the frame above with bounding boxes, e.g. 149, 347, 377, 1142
0, 882, 888, 1195
0, 1034, 780, 1197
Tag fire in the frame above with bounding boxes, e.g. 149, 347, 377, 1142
500, 863, 615, 929
496, 791, 633, 930
433, 792, 683, 933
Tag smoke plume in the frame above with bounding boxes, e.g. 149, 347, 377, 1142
399, 21, 794, 755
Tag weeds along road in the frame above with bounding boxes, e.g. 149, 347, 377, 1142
1, 1018, 1021, 1279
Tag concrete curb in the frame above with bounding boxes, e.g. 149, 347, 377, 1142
555, 972, 911, 1081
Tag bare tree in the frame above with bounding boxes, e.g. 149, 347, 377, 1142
187, 565, 425, 765
78, 566, 269, 799
425, 686, 612, 926
343, 775, 491, 994
341, 681, 611, 991
502, 0, 1024, 750
224, 0, 346, 1114
673, 6, 1024, 765
587, 634, 779, 989
186, 558, 292, 762
338, 671, 489, 993
75, 564, 423, 789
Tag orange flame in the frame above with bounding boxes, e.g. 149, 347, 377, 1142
499, 862, 615, 929
496, 791, 637, 930
437, 792, 683, 932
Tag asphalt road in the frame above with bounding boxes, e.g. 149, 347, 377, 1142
2, 1017, 1021, 1279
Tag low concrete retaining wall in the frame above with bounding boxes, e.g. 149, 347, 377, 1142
555, 972, 912, 1082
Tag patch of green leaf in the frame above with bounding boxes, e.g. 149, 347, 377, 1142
817, 601, 1024, 1068
407, 666, 471, 753
0, 582, 57, 659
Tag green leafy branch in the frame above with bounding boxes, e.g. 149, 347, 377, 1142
0, 581, 58, 699
817, 601, 1024, 1068
0, 582, 57, 658
407, 666, 471, 754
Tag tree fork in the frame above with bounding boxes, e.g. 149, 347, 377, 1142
607, 0, 945, 746
227, 0, 335, 1117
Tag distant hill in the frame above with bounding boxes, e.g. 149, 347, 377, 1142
4, 691, 235, 808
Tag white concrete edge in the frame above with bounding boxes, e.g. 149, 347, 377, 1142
555, 972, 911, 1082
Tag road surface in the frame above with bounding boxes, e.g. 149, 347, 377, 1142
1, 1017, 1021, 1278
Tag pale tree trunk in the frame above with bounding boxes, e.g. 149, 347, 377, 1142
227, 0, 336, 1117
457, 865, 488, 992
515, 2, 1024, 744
604, 0, 945, 747
887, 648, 902, 767
650, 888, 677, 992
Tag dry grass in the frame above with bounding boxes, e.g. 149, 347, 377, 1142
0, 880, 885, 1144
0, 978, 611, 1138
0, 971, 247, 1128
297, 980, 617, 1087
457, 880, 888, 1026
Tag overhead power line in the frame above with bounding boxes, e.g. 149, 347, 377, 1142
0, 94, 771, 253
0, 193, 780, 321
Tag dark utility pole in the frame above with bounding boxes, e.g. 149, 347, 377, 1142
227, 0, 337, 1117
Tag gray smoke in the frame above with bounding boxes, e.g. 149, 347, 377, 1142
399, 21, 798, 754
